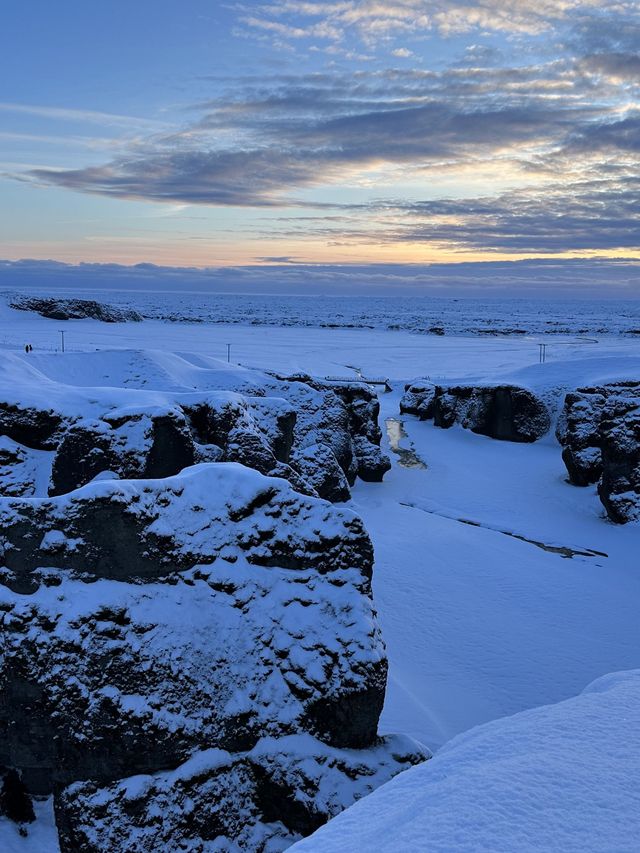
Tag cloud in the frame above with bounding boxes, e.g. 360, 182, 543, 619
0, 102, 166, 130
238, 0, 616, 48
24, 64, 627, 211
13, 2, 640, 257
254, 255, 300, 262
383, 177, 640, 253
255, 173, 639, 255
579, 52, 640, 82
28, 149, 334, 206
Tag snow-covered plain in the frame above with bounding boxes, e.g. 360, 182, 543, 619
3, 282, 640, 336
0, 292, 638, 851
291, 669, 640, 853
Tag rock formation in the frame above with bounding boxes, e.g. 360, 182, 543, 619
0, 465, 427, 849
401, 382, 550, 443
0, 373, 390, 503
9, 296, 143, 323
557, 382, 640, 523
0, 356, 420, 850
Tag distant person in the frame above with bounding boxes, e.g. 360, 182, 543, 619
24, 344, 29, 354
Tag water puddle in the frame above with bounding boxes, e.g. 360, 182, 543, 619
386, 418, 427, 470
400, 502, 607, 560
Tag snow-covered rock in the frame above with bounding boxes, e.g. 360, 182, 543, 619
0, 401, 64, 451
0, 464, 375, 591
557, 382, 640, 523
399, 380, 437, 420
55, 735, 423, 852
49, 405, 196, 496
9, 296, 143, 323
268, 374, 391, 485
401, 382, 551, 442
290, 442, 351, 502
557, 389, 608, 486
0, 361, 390, 502
0, 464, 428, 849
291, 670, 640, 853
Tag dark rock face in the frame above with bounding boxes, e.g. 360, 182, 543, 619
558, 382, 640, 523
598, 397, 640, 524
0, 465, 428, 849
0, 402, 64, 450
400, 382, 437, 421
10, 296, 143, 323
49, 425, 114, 496
0, 465, 374, 591
0, 768, 35, 825
54, 738, 423, 853
556, 391, 606, 486
401, 382, 550, 443
352, 436, 391, 482
290, 443, 352, 502
49, 408, 196, 496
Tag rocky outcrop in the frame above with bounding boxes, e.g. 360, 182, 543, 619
0, 353, 419, 849
0, 464, 374, 592
352, 435, 392, 482
0, 464, 428, 849
10, 296, 142, 323
0, 372, 390, 503
0, 767, 35, 825
290, 443, 352, 502
401, 382, 550, 443
54, 736, 422, 852
270, 374, 391, 486
0, 402, 64, 450
0, 437, 51, 498
558, 382, 640, 523
49, 407, 196, 496
599, 396, 640, 524
556, 390, 607, 486
399, 382, 437, 421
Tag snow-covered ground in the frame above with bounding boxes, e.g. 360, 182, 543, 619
3, 286, 640, 336
1, 294, 639, 381
291, 670, 640, 853
357, 386, 639, 749
0, 292, 638, 850
0, 798, 59, 853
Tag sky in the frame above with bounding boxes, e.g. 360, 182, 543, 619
0, 0, 639, 278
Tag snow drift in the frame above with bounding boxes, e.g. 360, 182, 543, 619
292, 670, 640, 853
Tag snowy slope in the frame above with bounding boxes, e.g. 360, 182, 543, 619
292, 670, 640, 853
